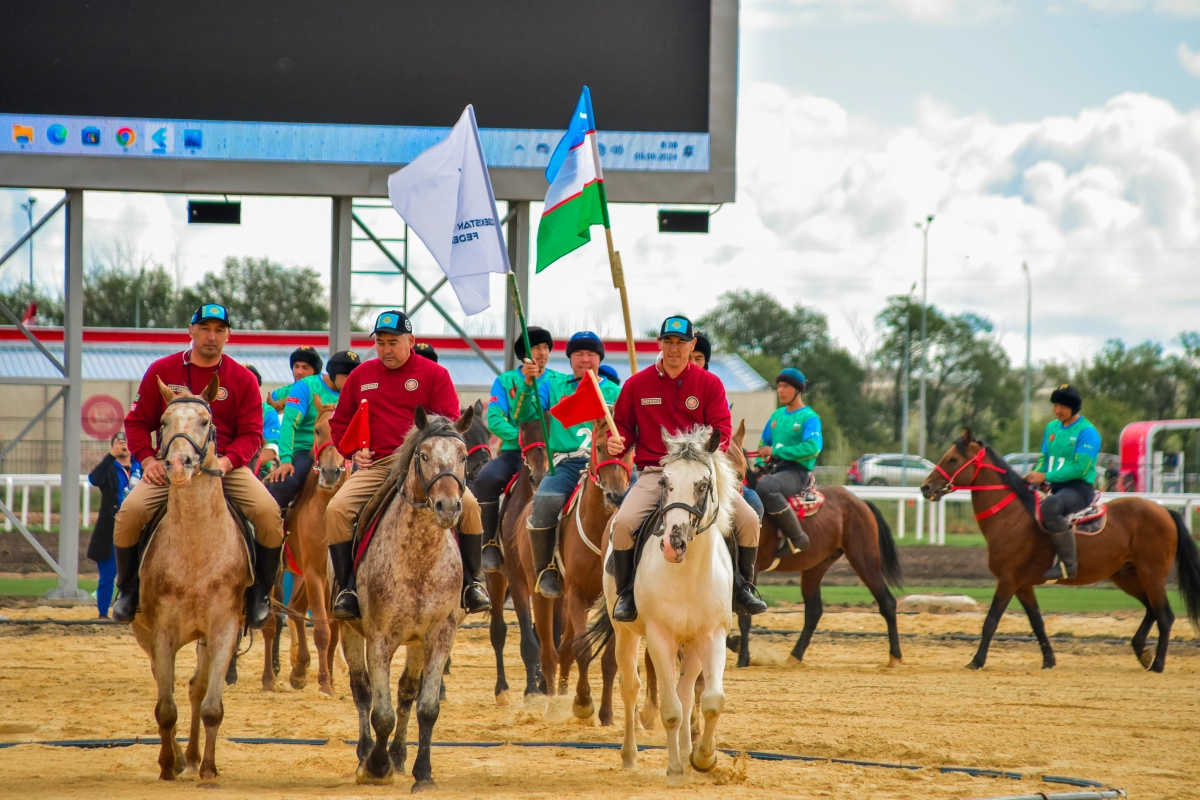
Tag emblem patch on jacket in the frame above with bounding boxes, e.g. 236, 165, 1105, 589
405, 379, 419, 391
641, 398, 662, 405
216, 388, 228, 401
361, 382, 379, 391
685, 396, 699, 410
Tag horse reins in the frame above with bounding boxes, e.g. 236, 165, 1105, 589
400, 429, 468, 510
157, 396, 223, 477
933, 446, 1018, 521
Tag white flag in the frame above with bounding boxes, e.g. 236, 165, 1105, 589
387, 106, 510, 316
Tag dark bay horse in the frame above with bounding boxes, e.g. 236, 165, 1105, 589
462, 400, 492, 486
922, 428, 1200, 672
484, 417, 550, 702
726, 424, 904, 667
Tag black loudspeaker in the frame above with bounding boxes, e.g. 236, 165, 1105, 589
657, 209, 709, 233
187, 200, 241, 224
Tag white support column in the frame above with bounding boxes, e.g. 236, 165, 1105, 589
503, 201, 530, 373
47, 188, 88, 600
915, 500, 924, 542
82, 480, 90, 528
42, 483, 51, 532
329, 197, 353, 354
897, 498, 906, 540
938, 500, 947, 544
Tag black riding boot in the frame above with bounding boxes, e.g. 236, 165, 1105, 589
458, 533, 490, 613
612, 548, 638, 622
111, 545, 141, 624
733, 546, 769, 615
479, 501, 503, 573
330, 542, 360, 620
768, 508, 809, 557
1043, 528, 1078, 582
529, 523, 562, 598
245, 543, 280, 630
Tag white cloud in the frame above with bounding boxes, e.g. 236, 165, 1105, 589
1179, 42, 1200, 79
742, 0, 1019, 29
1073, 0, 1200, 15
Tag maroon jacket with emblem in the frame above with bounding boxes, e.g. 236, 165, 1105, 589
330, 353, 461, 459
612, 359, 732, 470
124, 350, 264, 470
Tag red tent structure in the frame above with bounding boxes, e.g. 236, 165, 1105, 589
1119, 420, 1200, 493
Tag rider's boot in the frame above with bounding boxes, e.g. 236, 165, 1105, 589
611, 548, 638, 622
529, 523, 562, 598
111, 544, 141, 624
768, 507, 810, 558
479, 501, 503, 573
1043, 528, 1078, 582
458, 533, 491, 613
733, 546, 769, 616
245, 543, 281, 630
330, 542, 361, 620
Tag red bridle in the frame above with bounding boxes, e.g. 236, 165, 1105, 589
933, 446, 1019, 521
589, 427, 632, 484
313, 440, 338, 460
466, 443, 492, 458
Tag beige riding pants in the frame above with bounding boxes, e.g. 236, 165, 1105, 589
113, 466, 284, 548
324, 453, 482, 546
611, 467, 759, 550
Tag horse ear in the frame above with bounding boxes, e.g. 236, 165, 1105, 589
201, 374, 220, 405
705, 427, 722, 453
731, 419, 746, 452
157, 376, 177, 405
414, 404, 428, 430
473, 398, 485, 414
313, 395, 324, 412
962, 427, 975, 445
455, 404, 475, 433
268, 396, 287, 413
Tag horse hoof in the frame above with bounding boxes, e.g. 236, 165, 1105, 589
411, 779, 438, 793
356, 764, 395, 785
572, 701, 595, 720
158, 769, 177, 782
495, 690, 510, 707
319, 683, 335, 697
965, 661, 983, 671
786, 655, 803, 667
887, 656, 903, 669
1042, 658, 1057, 670
1138, 650, 1154, 670
689, 750, 717, 773
1149, 662, 1165, 674
667, 770, 684, 786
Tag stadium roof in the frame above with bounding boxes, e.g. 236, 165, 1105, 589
0, 328, 769, 392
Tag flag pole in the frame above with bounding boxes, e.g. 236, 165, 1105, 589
603, 227, 638, 376
507, 271, 555, 475
585, 368, 619, 437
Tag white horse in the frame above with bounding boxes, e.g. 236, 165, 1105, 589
600, 426, 737, 785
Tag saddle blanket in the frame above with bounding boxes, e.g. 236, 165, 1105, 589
785, 491, 826, 520
1036, 490, 1107, 535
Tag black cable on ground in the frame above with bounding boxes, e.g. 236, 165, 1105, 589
0, 736, 1122, 793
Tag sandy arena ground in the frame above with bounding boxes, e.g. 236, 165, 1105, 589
0, 606, 1197, 799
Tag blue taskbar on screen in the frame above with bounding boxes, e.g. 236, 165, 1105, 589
2, 114, 710, 172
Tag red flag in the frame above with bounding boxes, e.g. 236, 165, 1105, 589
21, 302, 37, 326
339, 399, 371, 452
550, 371, 608, 428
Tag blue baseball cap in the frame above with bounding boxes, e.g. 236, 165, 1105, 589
598, 364, 620, 386
191, 303, 231, 327
566, 330, 605, 360
658, 315, 694, 340
372, 310, 413, 336
776, 368, 807, 393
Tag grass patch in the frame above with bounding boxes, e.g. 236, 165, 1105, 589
758, 583, 1188, 615
0, 577, 99, 596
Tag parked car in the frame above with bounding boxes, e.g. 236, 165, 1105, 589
1003, 452, 1041, 477
846, 453, 936, 487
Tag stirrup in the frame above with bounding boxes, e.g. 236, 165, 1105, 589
461, 581, 490, 614
333, 589, 360, 620
535, 565, 562, 598
734, 583, 769, 616
775, 535, 804, 558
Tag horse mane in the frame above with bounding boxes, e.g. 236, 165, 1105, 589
662, 426, 739, 539
390, 414, 461, 487
981, 443, 1037, 519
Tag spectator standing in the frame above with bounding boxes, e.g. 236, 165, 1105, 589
87, 432, 141, 618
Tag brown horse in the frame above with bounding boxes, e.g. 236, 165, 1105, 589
132, 376, 247, 782
260, 396, 346, 695
921, 428, 1200, 672
725, 425, 904, 667
484, 417, 550, 702
462, 400, 492, 486
342, 406, 474, 790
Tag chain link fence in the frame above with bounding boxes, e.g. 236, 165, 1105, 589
0, 440, 111, 475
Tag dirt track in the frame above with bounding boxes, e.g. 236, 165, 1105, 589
0, 607, 1197, 799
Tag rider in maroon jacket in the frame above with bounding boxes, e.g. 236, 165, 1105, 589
606, 315, 768, 621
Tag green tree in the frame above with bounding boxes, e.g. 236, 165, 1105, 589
0, 284, 64, 326
179, 256, 329, 330
83, 260, 181, 327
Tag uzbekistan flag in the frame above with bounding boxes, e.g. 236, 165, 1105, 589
535, 87, 610, 272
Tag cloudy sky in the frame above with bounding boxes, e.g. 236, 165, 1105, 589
3, 0, 1200, 367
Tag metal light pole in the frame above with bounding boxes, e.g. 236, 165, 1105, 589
1022, 261, 1032, 455
915, 215, 934, 458
901, 281, 916, 486
20, 196, 36, 288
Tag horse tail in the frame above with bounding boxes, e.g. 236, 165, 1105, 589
575, 595, 614, 664
865, 500, 903, 590
1168, 509, 1200, 629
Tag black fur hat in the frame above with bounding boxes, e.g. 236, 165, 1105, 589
1050, 384, 1082, 414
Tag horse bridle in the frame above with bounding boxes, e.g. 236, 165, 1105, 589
400, 429, 468, 510
588, 428, 632, 485
932, 445, 1019, 521
649, 464, 720, 543
157, 396, 223, 477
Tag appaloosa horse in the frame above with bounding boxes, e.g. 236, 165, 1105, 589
553, 416, 631, 726
590, 426, 740, 785
341, 406, 474, 790
260, 395, 346, 695
727, 425, 904, 667
484, 417, 550, 703
132, 376, 247, 782
922, 428, 1200, 672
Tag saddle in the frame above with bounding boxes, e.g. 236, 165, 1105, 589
1035, 489, 1107, 535
784, 473, 825, 520
351, 466, 403, 569
136, 499, 255, 579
